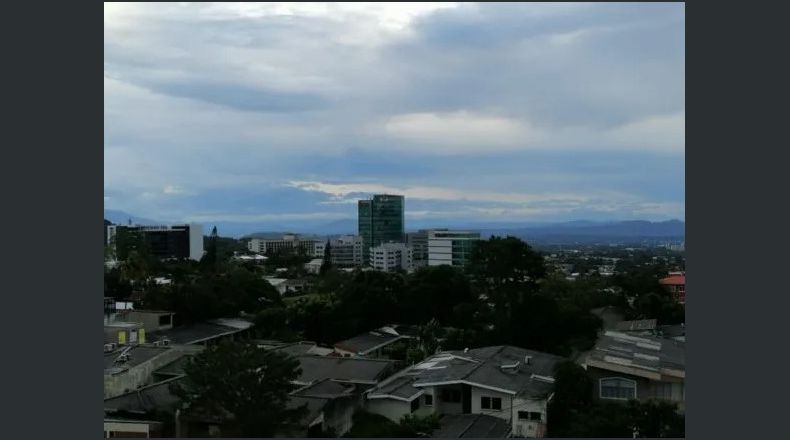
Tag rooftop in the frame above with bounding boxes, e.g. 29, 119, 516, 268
148, 320, 250, 345
334, 331, 404, 355
104, 376, 183, 414
582, 331, 685, 380
104, 346, 171, 373
432, 414, 511, 438
369, 346, 565, 400
293, 378, 357, 399
295, 355, 394, 385
615, 319, 658, 332
659, 274, 685, 285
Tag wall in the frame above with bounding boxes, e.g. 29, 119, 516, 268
586, 366, 684, 408
433, 384, 463, 415
511, 397, 547, 438
470, 386, 513, 421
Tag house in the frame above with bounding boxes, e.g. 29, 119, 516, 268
365, 346, 565, 438
104, 375, 185, 438
147, 318, 254, 346
333, 325, 418, 358
578, 331, 685, 411
293, 355, 396, 388
257, 340, 335, 357
659, 273, 686, 304
104, 343, 203, 399
264, 277, 311, 295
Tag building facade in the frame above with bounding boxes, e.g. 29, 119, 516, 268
426, 229, 481, 268
247, 234, 324, 257
370, 243, 413, 272
328, 235, 364, 267
358, 195, 405, 264
107, 223, 204, 261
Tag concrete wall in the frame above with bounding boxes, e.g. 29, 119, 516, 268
104, 346, 202, 399
511, 397, 547, 438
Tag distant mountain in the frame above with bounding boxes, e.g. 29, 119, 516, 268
103, 210, 164, 226
482, 220, 685, 244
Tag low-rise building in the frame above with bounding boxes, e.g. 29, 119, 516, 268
305, 258, 323, 275
329, 235, 364, 267
104, 344, 203, 399
247, 234, 324, 257
365, 345, 565, 438
578, 331, 685, 411
659, 273, 686, 304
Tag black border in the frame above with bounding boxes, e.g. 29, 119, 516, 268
6, 1, 787, 439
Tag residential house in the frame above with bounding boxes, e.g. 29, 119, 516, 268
147, 318, 254, 346
659, 273, 686, 304
333, 325, 417, 359
578, 331, 685, 412
365, 346, 565, 438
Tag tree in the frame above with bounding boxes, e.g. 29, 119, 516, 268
172, 341, 306, 437
403, 265, 474, 325
320, 241, 332, 275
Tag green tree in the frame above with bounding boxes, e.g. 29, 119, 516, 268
172, 341, 306, 437
320, 241, 332, 275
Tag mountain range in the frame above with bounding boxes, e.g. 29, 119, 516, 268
104, 209, 684, 243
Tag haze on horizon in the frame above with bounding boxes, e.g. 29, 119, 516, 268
104, 2, 685, 228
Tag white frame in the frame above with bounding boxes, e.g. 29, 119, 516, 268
599, 377, 637, 400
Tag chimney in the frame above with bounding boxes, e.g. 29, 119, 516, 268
524, 355, 532, 365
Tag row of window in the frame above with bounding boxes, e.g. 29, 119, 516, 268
411, 392, 543, 423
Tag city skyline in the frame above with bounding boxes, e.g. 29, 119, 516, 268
105, 2, 685, 227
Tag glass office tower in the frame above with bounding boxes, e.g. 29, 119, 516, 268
358, 194, 405, 264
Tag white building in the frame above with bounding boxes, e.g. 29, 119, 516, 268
365, 346, 564, 438
305, 258, 323, 275
426, 229, 481, 268
370, 243, 413, 272
247, 234, 325, 257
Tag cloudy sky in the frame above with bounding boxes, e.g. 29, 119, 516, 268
104, 2, 685, 229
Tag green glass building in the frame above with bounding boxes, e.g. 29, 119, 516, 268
358, 194, 405, 264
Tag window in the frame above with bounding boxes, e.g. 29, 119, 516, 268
600, 377, 637, 400
411, 397, 420, 412
518, 411, 542, 421
424, 394, 433, 406
441, 389, 461, 403
481, 396, 502, 411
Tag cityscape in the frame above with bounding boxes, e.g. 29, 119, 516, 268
104, 3, 685, 439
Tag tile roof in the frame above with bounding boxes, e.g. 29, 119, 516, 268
659, 275, 685, 285
432, 414, 511, 438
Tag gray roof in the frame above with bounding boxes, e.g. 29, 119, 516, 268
432, 414, 511, 438
371, 375, 422, 400
583, 331, 685, 380
296, 355, 393, 385
405, 346, 564, 399
104, 377, 183, 414
292, 379, 357, 399
334, 331, 403, 355
287, 396, 329, 425
104, 346, 171, 372
148, 322, 247, 345
616, 319, 658, 332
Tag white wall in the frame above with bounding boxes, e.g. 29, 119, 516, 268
510, 397, 547, 438
470, 386, 513, 421
189, 223, 204, 261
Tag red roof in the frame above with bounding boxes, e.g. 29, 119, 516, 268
659, 275, 685, 285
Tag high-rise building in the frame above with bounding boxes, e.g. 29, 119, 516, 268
418, 229, 480, 268
107, 223, 204, 261
406, 230, 429, 268
370, 243, 413, 273
358, 194, 405, 264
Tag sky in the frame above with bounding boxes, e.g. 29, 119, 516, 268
104, 2, 685, 230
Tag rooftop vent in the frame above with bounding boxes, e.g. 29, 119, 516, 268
524, 355, 532, 365
500, 361, 520, 371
